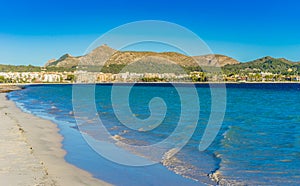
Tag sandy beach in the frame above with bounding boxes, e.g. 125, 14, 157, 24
0, 92, 110, 186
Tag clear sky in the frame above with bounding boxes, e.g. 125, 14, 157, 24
1, 0, 300, 65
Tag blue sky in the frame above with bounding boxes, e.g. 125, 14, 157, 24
1, 0, 300, 65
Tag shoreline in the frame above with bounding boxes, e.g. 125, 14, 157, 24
0, 81, 299, 90
0, 85, 23, 93
0, 93, 110, 185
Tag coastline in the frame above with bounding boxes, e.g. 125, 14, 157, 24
0, 81, 299, 87
0, 93, 111, 185
2, 80, 297, 92
0, 85, 22, 93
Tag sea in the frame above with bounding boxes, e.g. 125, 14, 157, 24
7, 83, 300, 185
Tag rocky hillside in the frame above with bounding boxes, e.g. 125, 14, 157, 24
193, 54, 240, 67
45, 54, 81, 68
45, 45, 239, 68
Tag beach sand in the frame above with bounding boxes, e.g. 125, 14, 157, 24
0, 93, 111, 186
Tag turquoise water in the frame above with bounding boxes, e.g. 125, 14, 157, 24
8, 83, 300, 185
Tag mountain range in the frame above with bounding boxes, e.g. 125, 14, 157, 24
44, 45, 300, 75
44, 45, 240, 68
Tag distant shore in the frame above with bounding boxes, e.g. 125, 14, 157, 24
1, 81, 299, 93
0, 80, 299, 88
0, 93, 110, 185
0, 81, 299, 93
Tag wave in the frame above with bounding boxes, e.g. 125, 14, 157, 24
161, 150, 217, 185
208, 170, 247, 186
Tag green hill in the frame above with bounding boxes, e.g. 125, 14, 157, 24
0, 64, 74, 72
222, 56, 300, 75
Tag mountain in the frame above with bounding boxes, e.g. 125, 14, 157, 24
45, 54, 81, 68
44, 45, 299, 75
45, 45, 239, 68
193, 54, 240, 67
223, 56, 300, 74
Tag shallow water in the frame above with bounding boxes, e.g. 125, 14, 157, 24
8, 83, 300, 185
